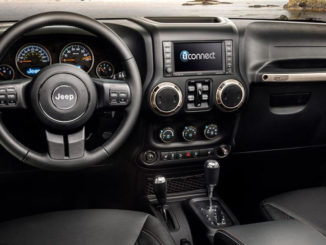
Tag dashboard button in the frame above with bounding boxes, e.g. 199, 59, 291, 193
159, 127, 176, 143
144, 151, 157, 164
7, 94, 16, 104
182, 126, 197, 142
176, 151, 185, 159
204, 124, 219, 140
0, 94, 6, 105
191, 150, 200, 158
161, 152, 170, 161
165, 53, 171, 59
202, 85, 209, 91
187, 95, 195, 102
188, 85, 195, 92
185, 151, 192, 159
202, 94, 209, 101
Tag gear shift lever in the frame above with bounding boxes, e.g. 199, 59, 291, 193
204, 160, 220, 210
153, 176, 168, 221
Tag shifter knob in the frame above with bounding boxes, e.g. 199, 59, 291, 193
153, 176, 167, 206
205, 160, 220, 186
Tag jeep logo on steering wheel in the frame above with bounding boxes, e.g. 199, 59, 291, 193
52, 85, 78, 110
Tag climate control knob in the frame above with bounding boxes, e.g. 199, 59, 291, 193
159, 127, 176, 143
204, 124, 219, 140
216, 79, 245, 111
150, 82, 183, 115
182, 126, 198, 142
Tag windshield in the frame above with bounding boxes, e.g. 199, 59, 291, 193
1, 0, 325, 22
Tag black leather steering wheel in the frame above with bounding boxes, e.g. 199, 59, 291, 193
0, 12, 142, 170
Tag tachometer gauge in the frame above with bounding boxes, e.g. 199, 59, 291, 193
0, 65, 14, 81
96, 61, 115, 79
60, 42, 94, 73
16, 43, 51, 78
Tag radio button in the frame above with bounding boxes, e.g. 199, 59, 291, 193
165, 67, 172, 74
165, 59, 171, 65
225, 40, 232, 46
164, 47, 171, 53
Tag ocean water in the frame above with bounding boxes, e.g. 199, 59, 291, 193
0, 0, 325, 22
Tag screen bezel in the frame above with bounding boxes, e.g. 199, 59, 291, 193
170, 41, 226, 76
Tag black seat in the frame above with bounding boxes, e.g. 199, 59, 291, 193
261, 187, 326, 236
0, 209, 175, 245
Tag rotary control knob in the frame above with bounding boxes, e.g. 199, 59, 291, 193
182, 126, 197, 142
150, 82, 183, 115
216, 79, 245, 111
159, 127, 176, 143
204, 124, 219, 140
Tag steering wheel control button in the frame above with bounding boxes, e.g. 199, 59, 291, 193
52, 85, 77, 110
0, 87, 17, 106
204, 124, 219, 140
182, 126, 197, 142
159, 127, 176, 143
150, 82, 183, 115
216, 79, 245, 111
186, 79, 211, 111
0, 94, 6, 105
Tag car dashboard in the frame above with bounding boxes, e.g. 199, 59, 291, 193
0, 33, 123, 81
0, 12, 325, 245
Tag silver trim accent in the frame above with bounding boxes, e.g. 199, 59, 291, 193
154, 176, 166, 184
150, 82, 183, 115
216, 79, 245, 111
205, 160, 220, 169
262, 73, 326, 82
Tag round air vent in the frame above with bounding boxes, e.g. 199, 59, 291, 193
150, 82, 183, 115
216, 79, 245, 111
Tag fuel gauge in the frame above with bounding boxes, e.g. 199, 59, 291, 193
0, 65, 14, 81
96, 61, 115, 79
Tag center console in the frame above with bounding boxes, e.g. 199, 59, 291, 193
137, 17, 246, 168
135, 17, 248, 245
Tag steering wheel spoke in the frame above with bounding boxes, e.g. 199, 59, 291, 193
45, 127, 85, 160
93, 78, 131, 109
0, 79, 32, 110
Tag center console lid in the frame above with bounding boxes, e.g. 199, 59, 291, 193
214, 220, 326, 245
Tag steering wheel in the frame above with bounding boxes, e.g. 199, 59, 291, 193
0, 12, 142, 170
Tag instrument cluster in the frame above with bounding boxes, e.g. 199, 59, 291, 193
0, 37, 120, 81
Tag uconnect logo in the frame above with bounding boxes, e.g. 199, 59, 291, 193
180, 50, 216, 63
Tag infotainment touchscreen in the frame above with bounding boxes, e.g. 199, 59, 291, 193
173, 42, 223, 72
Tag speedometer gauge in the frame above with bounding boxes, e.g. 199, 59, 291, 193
16, 43, 51, 78
0, 65, 14, 81
60, 42, 94, 73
